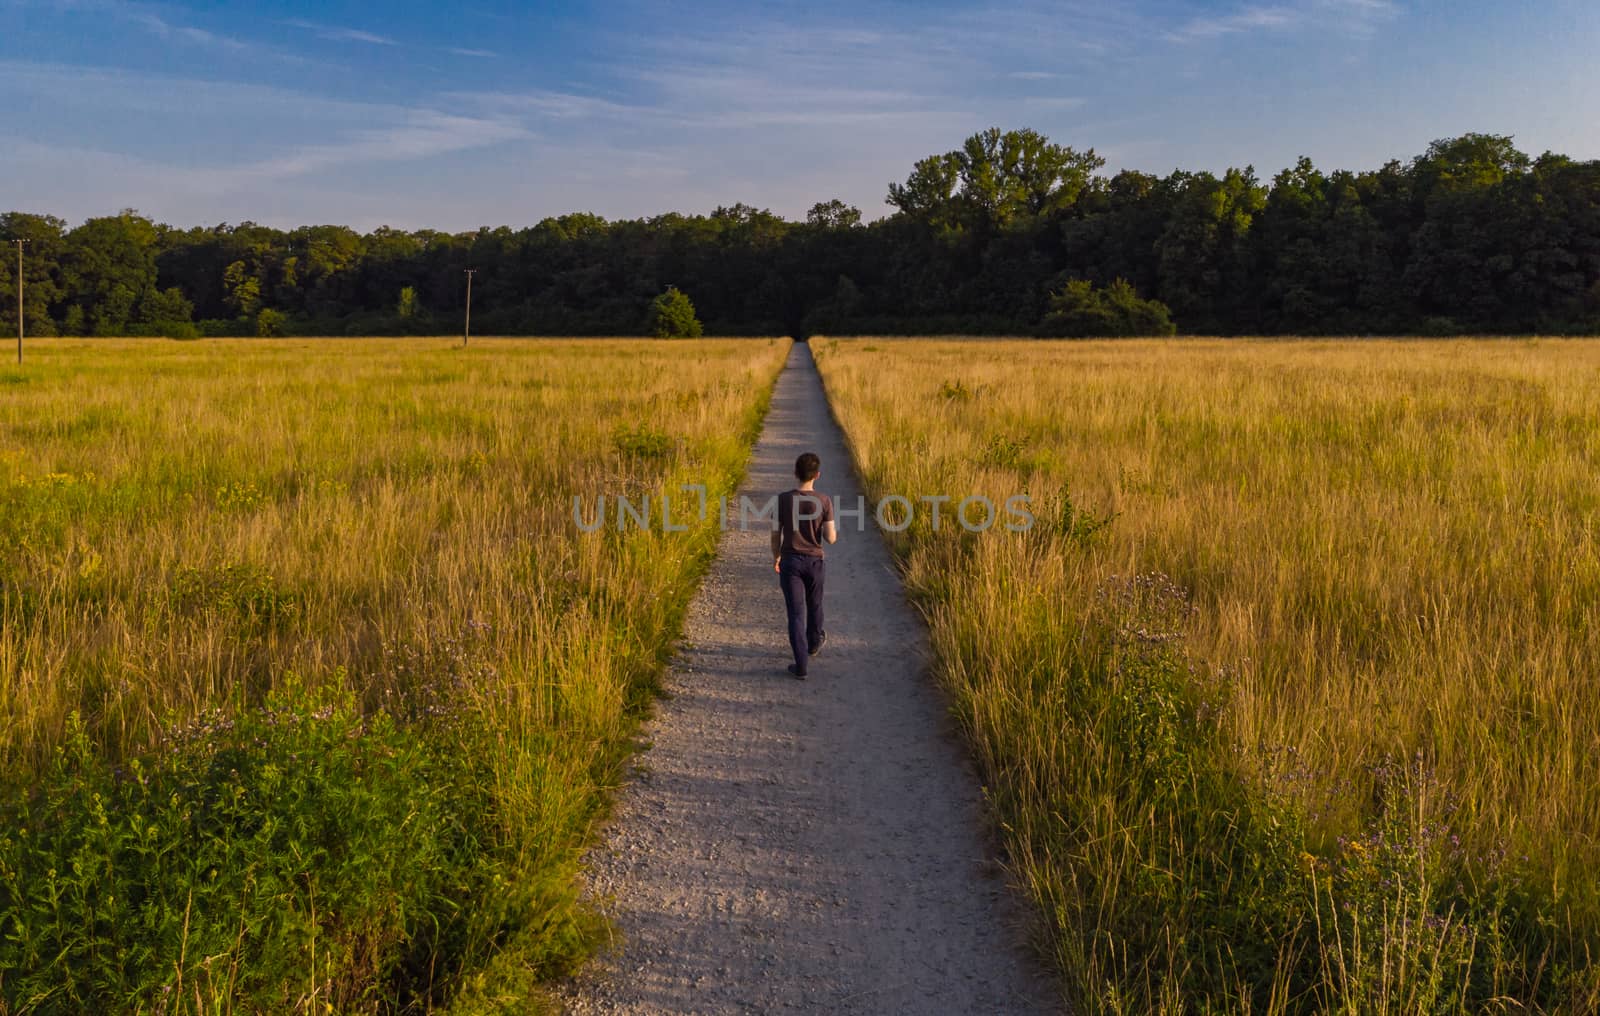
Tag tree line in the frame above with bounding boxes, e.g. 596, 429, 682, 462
4, 128, 1598, 338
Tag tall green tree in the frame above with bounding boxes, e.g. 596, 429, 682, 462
60, 211, 161, 335
889, 127, 1103, 237
806, 200, 863, 230
0, 213, 67, 337
1156, 168, 1266, 332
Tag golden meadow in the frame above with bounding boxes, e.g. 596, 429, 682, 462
7, 334, 1599, 1013
0, 338, 786, 1012
815, 338, 1600, 1014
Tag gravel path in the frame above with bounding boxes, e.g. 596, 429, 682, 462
557, 341, 1058, 1015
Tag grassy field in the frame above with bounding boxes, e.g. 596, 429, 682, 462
814, 337, 1600, 1014
0, 337, 787, 1013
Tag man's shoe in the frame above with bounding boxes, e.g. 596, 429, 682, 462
809, 631, 827, 657
787, 664, 807, 680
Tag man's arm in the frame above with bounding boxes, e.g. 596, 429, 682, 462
770, 528, 783, 571
823, 520, 838, 545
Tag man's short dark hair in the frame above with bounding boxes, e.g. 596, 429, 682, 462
795, 452, 821, 481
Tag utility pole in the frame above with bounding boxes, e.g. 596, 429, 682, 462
462, 269, 476, 347
11, 239, 27, 365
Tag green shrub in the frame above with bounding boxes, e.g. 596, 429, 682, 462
612, 423, 674, 463
168, 561, 299, 628
133, 287, 197, 338
1419, 314, 1464, 336
255, 308, 286, 338
0, 679, 507, 1014
648, 287, 702, 338
1038, 278, 1177, 337
60, 306, 86, 336
125, 320, 200, 339
196, 318, 251, 338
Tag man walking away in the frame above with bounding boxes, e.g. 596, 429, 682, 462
771, 452, 836, 679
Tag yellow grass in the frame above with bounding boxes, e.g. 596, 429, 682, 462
815, 336, 1600, 1013
0, 336, 788, 1009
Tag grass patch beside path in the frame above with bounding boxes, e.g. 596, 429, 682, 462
815, 337, 1600, 1014
0, 337, 788, 1013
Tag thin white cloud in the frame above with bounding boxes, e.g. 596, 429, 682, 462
15, 112, 528, 198
127, 9, 249, 50
925, 3, 1136, 58
1168, 0, 1399, 42
279, 16, 504, 58
283, 18, 398, 46
590, 0, 1138, 136
1170, 5, 1298, 40
5, 62, 528, 202
17, 0, 257, 51
1317, 0, 1401, 34
239, 112, 527, 182
1019, 96, 1088, 110
1327, 0, 1400, 16
600, 47, 976, 132
0, 59, 391, 119
463, 89, 648, 120
457, 77, 969, 132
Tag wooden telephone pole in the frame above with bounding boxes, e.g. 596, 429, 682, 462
12, 239, 27, 365
462, 269, 476, 347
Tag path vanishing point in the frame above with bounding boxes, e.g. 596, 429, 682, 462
558, 342, 1057, 1015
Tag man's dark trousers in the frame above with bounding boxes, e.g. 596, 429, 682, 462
778, 553, 825, 673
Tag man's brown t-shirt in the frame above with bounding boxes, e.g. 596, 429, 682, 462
776, 489, 834, 558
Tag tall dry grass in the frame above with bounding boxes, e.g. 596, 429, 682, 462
815, 337, 1600, 1014
0, 337, 787, 1012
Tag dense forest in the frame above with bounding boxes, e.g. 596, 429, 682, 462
4, 128, 1599, 337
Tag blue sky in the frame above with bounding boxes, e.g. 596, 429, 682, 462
2, 0, 1597, 230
